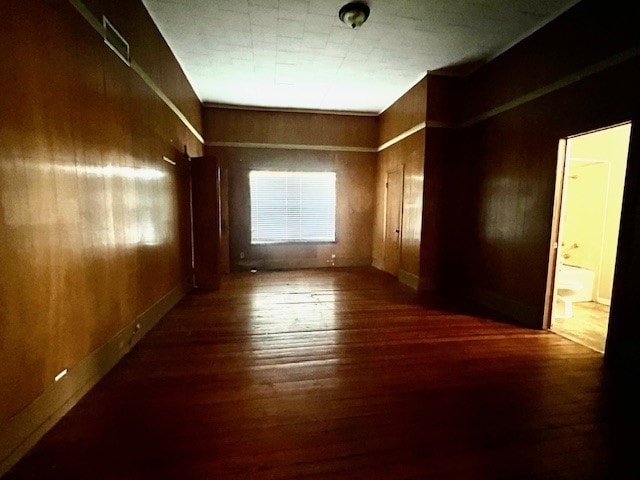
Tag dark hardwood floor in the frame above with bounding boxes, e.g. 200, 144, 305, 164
5, 268, 637, 479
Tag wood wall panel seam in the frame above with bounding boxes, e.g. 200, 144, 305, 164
67, 0, 204, 144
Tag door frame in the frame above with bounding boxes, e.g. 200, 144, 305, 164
543, 139, 568, 329
544, 122, 633, 332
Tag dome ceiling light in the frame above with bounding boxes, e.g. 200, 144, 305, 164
338, 1, 370, 29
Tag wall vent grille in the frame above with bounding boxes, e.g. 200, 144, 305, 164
102, 16, 130, 66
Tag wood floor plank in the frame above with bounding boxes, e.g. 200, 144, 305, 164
4, 267, 637, 479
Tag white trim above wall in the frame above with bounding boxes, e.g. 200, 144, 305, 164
205, 141, 377, 153
426, 121, 459, 129
203, 103, 378, 117
131, 61, 204, 144
377, 122, 426, 152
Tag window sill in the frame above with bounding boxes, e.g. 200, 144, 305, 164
251, 241, 337, 245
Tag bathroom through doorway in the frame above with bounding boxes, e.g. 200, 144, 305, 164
546, 123, 632, 352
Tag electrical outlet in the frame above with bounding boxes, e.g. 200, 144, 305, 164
54, 369, 68, 382
240, 251, 245, 259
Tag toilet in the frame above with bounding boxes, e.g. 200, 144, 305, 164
555, 265, 595, 318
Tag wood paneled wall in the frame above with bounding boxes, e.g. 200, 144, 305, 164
204, 108, 378, 149
374, 133, 426, 277
372, 80, 427, 284
420, 143, 447, 287
425, 75, 460, 125
417, 75, 460, 290
461, 0, 638, 124
436, 0, 640, 359
203, 108, 377, 270
0, 0, 202, 433
378, 80, 427, 145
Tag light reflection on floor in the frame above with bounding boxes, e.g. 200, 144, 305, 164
551, 301, 609, 353
248, 277, 339, 390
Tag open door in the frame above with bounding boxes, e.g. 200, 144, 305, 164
384, 168, 403, 276
191, 156, 221, 290
545, 123, 632, 352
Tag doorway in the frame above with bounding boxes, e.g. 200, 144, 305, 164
383, 168, 403, 276
547, 123, 632, 352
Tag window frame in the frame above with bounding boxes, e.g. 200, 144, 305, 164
249, 170, 337, 245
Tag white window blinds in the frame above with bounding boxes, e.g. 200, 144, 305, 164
250, 171, 336, 244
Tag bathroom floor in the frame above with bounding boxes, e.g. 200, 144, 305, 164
551, 301, 609, 352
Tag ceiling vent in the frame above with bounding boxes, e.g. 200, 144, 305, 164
102, 16, 130, 66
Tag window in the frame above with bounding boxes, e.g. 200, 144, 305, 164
250, 171, 336, 244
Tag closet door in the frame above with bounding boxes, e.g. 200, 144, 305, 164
191, 156, 221, 290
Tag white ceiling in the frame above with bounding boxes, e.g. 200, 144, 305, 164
141, 0, 579, 113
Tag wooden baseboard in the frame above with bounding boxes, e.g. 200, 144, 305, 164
419, 275, 438, 292
235, 256, 372, 270
398, 269, 420, 290
371, 258, 385, 271
398, 270, 437, 292
0, 283, 190, 477
473, 287, 541, 328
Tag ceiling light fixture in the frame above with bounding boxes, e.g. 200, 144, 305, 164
338, 1, 370, 29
